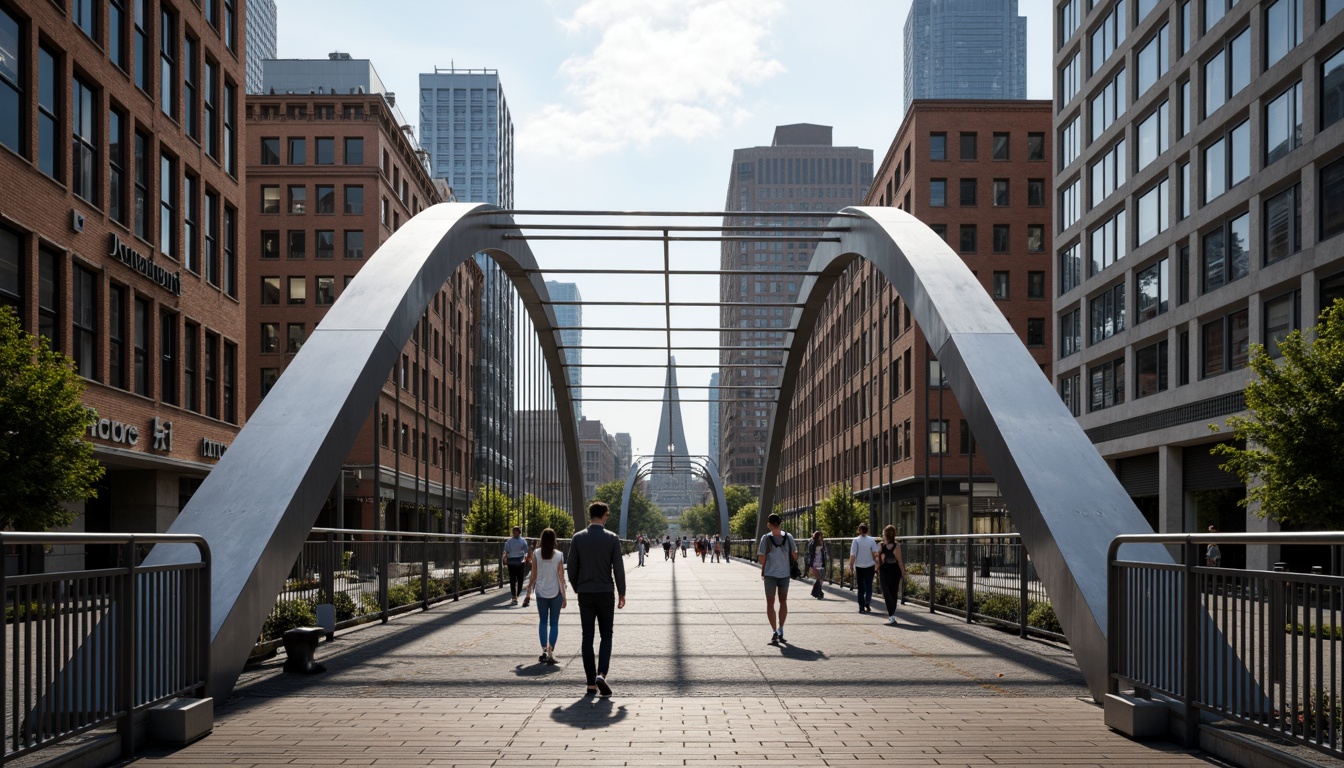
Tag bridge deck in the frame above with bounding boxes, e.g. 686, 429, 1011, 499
132, 553, 1216, 767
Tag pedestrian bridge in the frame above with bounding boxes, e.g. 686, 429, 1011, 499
129, 554, 1212, 767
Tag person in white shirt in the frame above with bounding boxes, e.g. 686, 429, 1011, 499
524, 527, 567, 665
848, 523, 879, 614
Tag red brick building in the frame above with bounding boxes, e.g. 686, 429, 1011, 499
244, 90, 479, 533
778, 100, 1053, 537
1, 0, 247, 557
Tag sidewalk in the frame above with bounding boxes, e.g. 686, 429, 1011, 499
130, 554, 1219, 767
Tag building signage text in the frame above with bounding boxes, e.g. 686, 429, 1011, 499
87, 414, 139, 446
201, 437, 229, 459
109, 233, 182, 296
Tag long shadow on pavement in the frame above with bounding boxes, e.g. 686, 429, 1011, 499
548, 697, 629, 728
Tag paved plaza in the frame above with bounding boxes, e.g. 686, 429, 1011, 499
131, 553, 1221, 767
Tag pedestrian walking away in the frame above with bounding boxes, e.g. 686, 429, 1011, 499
849, 523, 878, 613
681, 536, 689, 558
636, 536, 647, 567
806, 530, 829, 599
524, 528, 567, 663
502, 527, 531, 606
567, 501, 627, 697
758, 513, 798, 645
712, 535, 722, 563
663, 537, 671, 560
877, 525, 906, 625
1205, 525, 1221, 567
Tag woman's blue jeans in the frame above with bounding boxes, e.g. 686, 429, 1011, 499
536, 593, 562, 648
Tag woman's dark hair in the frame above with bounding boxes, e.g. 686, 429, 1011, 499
883, 524, 897, 544
812, 530, 823, 544
541, 528, 556, 560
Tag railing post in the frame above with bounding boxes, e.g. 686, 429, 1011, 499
421, 534, 430, 611
197, 541, 211, 699
965, 536, 974, 624
378, 534, 389, 624
453, 532, 461, 601
1107, 539, 1119, 696
117, 538, 137, 758
1269, 563, 1285, 707
1019, 545, 1029, 639
1182, 539, 1200, 749
320, 532, 335, 610
479, 541, 486, 595
928, 539, 937, 614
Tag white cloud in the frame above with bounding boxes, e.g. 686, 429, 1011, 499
520, 0, 786, 158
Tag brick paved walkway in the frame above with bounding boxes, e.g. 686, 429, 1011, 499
130, 553, 1221, 767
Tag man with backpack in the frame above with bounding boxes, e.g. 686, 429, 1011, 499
757, 513, 798, 645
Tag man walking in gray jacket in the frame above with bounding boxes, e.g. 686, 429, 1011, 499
566, 501, 626, 697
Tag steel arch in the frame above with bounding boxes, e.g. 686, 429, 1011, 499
619, 457, 730, 540
757, 206, 1170, 702
148, 203, 586, 700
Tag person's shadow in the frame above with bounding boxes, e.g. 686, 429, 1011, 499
777, 642, 828, 661
549, 697, 629, 728
513, 663, 561, 678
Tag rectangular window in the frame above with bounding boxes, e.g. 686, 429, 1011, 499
1090, 282, 1126, 344
1027, 318, 1045, 346
1028, 271, 1045, 298
1203, 212, 1250, 292
1091, 0, 1127, 73
261, 137, 280, 164
109, 0, 126, 70
344, 185, 364, 214
1203, 308, 1249, 376
344, 230, 365, 259
1322, 49, 1344, 130
993, 179, 1009, 207
344, 137, 363, 164
222, 0, 236, 50
1265, 0, 1303, 68
38, 46, 60, 180
929, 132, 946, 160
287, 323, 305, 353
1204, 120, 1249, 203
1027, 133, 1045, 161
960, 224, 977, 253
316, 184, 335, 214
1263, 291, 1300, 358
1060, 178, 1082, 231
1137, 178, 1170, 245
183, 174, 197, 272
222, 205, 237, 297
928, 420, 949, 455
316, 276, 336, 305
260, 276, 280, 304
288, 185, 307, 214
929, 179, 946, 207
73, 266, 96, 379
1062, 113, 1082, 167
1265, 81, 1303, 164
960, 132, 977, 160
960, 178, 977, 206
1136, 101, 1169, 170
1060, 309, 1081, 356
1136, 257, 1170, 323
1137, 24, 1170, 96
108, 109, 125, 223
1028, 179, 1045, 207
993, 224, 1010, 252
315, 230, 334, 260
289, 137, 306, 164
222, 80, 235, 175
1060, 372, 1081, 416
182, 37, 196, 139
993, 271, 1010, 299
1061, 52, 1081, 107
204, 333, 217, 418
260, 322, 279, 353
1061, 0, 1082, 45
261, 368, 278, 398
1321, 157, 1344, 240
1028, 224, 1045, 252
1090, 67, 1127, 141
133, 297, 149, 396
133, 0, 148, 92
1264, 184, 1302, 265
160, 312, 177, 405
160, 9, 177, 119
1135, 339, 1169, 398
184, 323, 197, 411
204, 191, 219, 283
223, 341, 235, 423
992, 132, 1009, 160
288, 276, 306, 304
1090, 138, 1127, 206
1089, 357, 1125, 411
261, 185, 280, 214
108, 284, 125, 388
159, 154, 176, 255
1089, 208, 1127, 275
203, 59, 217, 158
288, 230, 306, 259
71, 77, 97, 203
1204, 28, 1250, 116
316, 137, 334, 164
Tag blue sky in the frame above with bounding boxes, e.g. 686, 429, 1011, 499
276, 0, 1056, 460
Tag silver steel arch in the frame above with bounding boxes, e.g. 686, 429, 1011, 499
149, 203, 586, 700
757, 206, 1170, 702
618, 457, 730, 540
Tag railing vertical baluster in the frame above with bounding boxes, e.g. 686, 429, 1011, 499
1018, 548, 1028, 639
965, 537, 973, 624
1182, 539, 1199, 748
421, 534, 430, 611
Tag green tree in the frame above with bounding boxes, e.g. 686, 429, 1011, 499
815, 484, 869, 539
0, 307, 103, 531
593, 479, 667, 537
517, 493, 575, 539
724, 484, 754, 517
464, 484, 516, 537
677, 502, 719, 537
730, 501, 759, 540
1212, 299, 1344, 527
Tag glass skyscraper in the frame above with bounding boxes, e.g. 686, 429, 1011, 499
244, 0, 277, 94
903, 0, 1027, 111
545, 280, 583, 418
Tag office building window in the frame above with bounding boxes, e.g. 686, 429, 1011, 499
222, 205, 236, 297
288, 276, 306, 304
1323, 49, 1344, 129
1089, 357, 1125, 411
1137, 101, 1169, 170
1060, 372, 1082, 416
1061, 115, 1081, 168
1202, 308, 1250, 377
204, 333, 218, 418
108, 284, 125, 388
993, 179, 1009, 206
1136, 257, 1170, 324
1137, 24, 1170, 95
1061, 0, 1082, 44
261, 137, 280, 164
183, 174, 197, 272
261, 368, 278, 398
1203, 120, 1249, 203
960, 132, 977, 160
345, 137, 363, 164
1204, 28, 1250, 116
929, 132, 946, 160
108, 109, 125, 223
288, 185, 307, 214
160, 9, 177, 119
929, 420, 950, 455
1028, 224, 1045, 252
960, 224, 977, 253
286, 323, 305, 353
993, 271, 1010, 299
38, 46, 60, 180
260, 322, 279, 354
133, 297, 149, 396
73, 266, 96, 379
315, 230, 334, 260
1264, 291, 1300, 358
992, 133, 1009, 160
260, 276, 280, 304
1028, 179, 1045, 207
1178, 162, 1192, 220
1027, 133, 1045, 161
1264, 184, 1302, 265
133, 0, 148, 92
316, 276, 336, 305
930, 179, 946, 207
316, 184, 335, 214
1062, 52, 1081, 107
1321, 158, 1344, 240
1028, 271, 1045, 299
1266, 82, 1303, 164
223, 341, 235, 423
1090, 208, 1127, 275
993, 224, 1010, 252
1027, 318, 1045, 346
1091, 138, 1126, 206
203, 59, 217, 157
1090, 67, 1127, 141
135, 135, 152, 240
1137, 178, 1170, 245
159, 154, 176, 255
160, 312, 177, 405
344, 185, 364, 214
1090, 282, 1125, 344
1135, 339, 1169, 398
109, 0, 126, 70
288, 137, 306, 164
1203, 212, 1250, 292
1061, 178, 1082, 231
1060, 309, 1081, 356
185, 323, 199, 410
71, 77, 98, 202
316, 137, 334, 164
261, 185, 279, 214
960, 178, 977, 206
183, 37, 197, 138
288, 230, 306, 259
1265, 0, 1303, 68
223, 0, 236, 50
345, 230, 365, 259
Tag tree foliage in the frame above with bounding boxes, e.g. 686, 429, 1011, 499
592, 479, 667, 537
816, 484, 870, 539
517, 493, 575, 539
677, 502, 720, 537
730, 501, 758, 540
0, 307, 104, 531
464, 484, 516, 537
723, 484, 754, 517
1212, 299, 1344, 527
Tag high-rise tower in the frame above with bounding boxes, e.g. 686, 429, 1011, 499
903, 0, 1027, 111
648, 360, 698, 520
546, 281, 582, 418
245, 0, 278, 94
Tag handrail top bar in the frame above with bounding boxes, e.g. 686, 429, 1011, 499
0, 531, 209, 547
308, 527, 637, 543
476, 209, 863, 219
492, 223, 852, 232
812, 533, 1023, 543
1108, 530, 1344, 562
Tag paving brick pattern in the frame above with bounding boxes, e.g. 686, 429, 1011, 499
131, 555, 1220, 766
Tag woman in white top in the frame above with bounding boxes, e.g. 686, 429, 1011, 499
524, 528, 567, 664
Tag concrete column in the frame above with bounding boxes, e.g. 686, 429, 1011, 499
110, 470, 181, 533
1244, 481, 1279, 571
1157, 444, 1183, 534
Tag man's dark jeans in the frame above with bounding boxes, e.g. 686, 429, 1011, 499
577, 592, 615, 685
507, 563, 526, 598
855, 566, 876, 610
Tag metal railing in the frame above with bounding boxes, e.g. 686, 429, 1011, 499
258, 529, 637, 646
1109, 532, 1344, 758
726, 533, 1060, 639
2, 532, 211, 764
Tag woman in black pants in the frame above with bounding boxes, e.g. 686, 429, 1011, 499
877, 525, 906, 625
